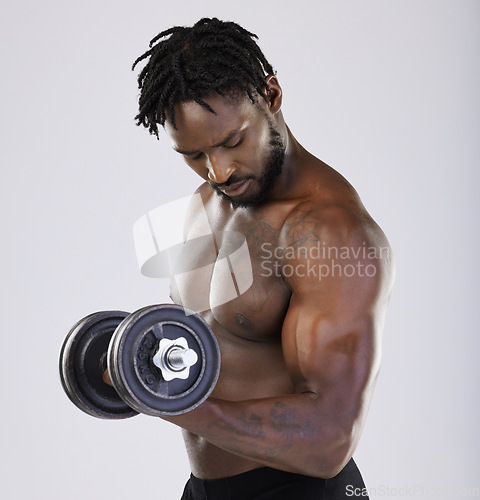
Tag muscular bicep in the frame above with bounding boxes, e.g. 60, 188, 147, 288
282, 295, 381, 411
279, 205, 393, 422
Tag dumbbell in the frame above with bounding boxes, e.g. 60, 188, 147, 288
59, 304, 220, 419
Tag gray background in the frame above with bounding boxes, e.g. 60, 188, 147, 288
1, 1, 478, 498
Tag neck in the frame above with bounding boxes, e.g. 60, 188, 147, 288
266, 122, 306, 202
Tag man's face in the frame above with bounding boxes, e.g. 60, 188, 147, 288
164, 93, 285, 208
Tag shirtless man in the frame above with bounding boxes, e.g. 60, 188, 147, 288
132, 18, 394, 499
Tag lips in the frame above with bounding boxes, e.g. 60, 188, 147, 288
221, 178, 253, 197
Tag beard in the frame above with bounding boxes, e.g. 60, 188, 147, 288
211, 122, 286, 209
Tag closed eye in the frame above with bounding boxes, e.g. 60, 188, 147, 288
224, 138, 243, 149
186, 152, 204, 161
183, 137, 243, 160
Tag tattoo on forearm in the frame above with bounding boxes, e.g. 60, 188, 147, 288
270, 402, 315, 442
209, 412, 266, 439
208, 402, 314, 461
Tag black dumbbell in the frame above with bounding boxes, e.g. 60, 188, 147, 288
59, 304, 220, 419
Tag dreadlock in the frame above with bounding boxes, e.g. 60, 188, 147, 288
132, 18, 275, 136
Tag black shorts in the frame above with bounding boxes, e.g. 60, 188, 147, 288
180, 458, 368, 499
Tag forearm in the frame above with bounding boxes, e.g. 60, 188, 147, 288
163, 393, 354, 478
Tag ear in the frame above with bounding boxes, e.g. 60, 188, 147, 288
263, 75, 283, 114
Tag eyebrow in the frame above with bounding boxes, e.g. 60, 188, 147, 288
173, 129, 241, 156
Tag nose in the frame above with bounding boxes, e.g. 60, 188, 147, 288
206, 152, 235, 184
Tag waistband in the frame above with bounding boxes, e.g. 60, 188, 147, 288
187, 466, 323, 499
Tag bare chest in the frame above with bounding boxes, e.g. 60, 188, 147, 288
170, 207, 291, 341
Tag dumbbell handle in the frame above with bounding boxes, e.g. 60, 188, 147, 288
153, 337, 198, 381
103, 369, 114, 387
166, 347, 198, 370
102, 338, 198, 387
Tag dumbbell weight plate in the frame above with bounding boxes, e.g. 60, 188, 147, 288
59, 311, 139, 420
108, 304, 220, 417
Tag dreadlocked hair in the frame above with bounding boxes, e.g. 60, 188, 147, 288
132, 17, 275, 136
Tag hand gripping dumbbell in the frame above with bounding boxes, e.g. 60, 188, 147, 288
59, 304, 220, 419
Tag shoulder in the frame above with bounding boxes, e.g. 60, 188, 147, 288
279, 197, 376, 249
278, 198, 395, 294
278, 158, 377, 247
